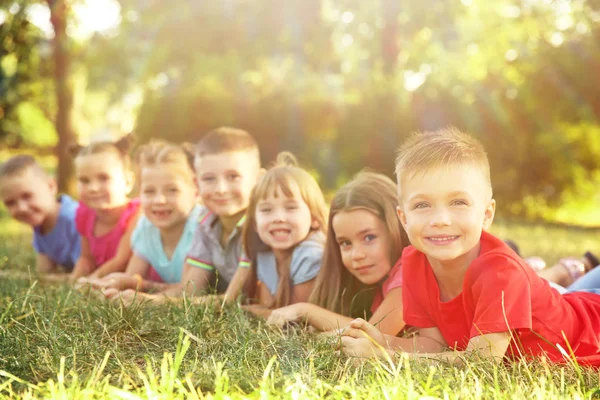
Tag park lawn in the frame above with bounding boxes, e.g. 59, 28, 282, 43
0, 219, 600, 399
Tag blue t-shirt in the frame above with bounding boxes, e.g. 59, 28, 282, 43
131, 205, 202, 283
32, 194, 81, 271
257, 231, 325, 296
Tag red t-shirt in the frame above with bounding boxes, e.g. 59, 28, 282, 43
371, 258, 403, 313
402, 231, 600, 365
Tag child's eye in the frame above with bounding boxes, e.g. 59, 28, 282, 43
4, 200, 15, 207
451, 199, 468, 206
168, 187, 179, 193
227, 174, 240, 181
285, 205, 298, 211
143, 189, 155, 195
413, 202, 429, 210
364, 234, 377, 242
258, 207, 272, 213
98, 174, 110, 182
78, 177, 89, 184
338, 240, 351, 250
201, 176, 215, 182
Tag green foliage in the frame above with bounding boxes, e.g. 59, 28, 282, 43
4, 0, 600, 222
0, 0, 54, 148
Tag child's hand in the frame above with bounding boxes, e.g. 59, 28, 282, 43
340, 318, 390, 359
266, 304, 303, 327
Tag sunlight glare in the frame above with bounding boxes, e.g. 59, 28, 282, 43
403, 70, 426, 92
341, 11, 354, 24
70, 0, 121, 40
26, 4, 54, 39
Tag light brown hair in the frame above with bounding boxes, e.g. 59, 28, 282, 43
308, 171, 409, 316
243, 152, 328, 308
70, 134, 134, 170
0, 155, 48, 180
136, 140, 196, 183
196, 126, 259, 163
395, 127, 491, 199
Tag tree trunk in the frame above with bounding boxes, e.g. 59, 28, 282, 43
48, 0, 76, 194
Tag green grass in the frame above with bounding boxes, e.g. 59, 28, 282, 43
1, 219, 600, 398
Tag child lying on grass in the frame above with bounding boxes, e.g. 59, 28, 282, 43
341, 128, 600, 367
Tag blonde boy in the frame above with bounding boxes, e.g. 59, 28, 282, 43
0, 155, 80, 274
341, 128, 600, 366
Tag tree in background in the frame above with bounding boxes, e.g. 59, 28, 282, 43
3, 0, 600, 223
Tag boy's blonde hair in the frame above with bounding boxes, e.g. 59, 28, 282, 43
309, 171, 409, 316
0, 155, 48, 180
243, 152, 328, 308
195, 126, 260, 165
137, 140, 196, 183
395, 127, 492, 197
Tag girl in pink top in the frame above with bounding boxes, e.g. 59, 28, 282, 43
71, 135, 141, 280
267, 172, 409, 335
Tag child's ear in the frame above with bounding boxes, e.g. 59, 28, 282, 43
482, 198, 496, 230
396, 205, 407, 227
310, 217, 320, 230
48, 177, 58, 196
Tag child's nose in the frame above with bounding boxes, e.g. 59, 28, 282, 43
273, 208, 287, 222
15, 200, 29, 212
430, 208, 452, 227
352, 246, 366, 261
215, 178, 227, 194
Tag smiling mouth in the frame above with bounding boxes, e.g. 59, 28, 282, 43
426, 235, 459, 243
152, 210, 172, 218
270, 229, 291, 239
354, 265, 374, 274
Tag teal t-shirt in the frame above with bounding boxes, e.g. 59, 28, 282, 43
131, 205, 202, 283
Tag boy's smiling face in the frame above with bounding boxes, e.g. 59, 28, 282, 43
0, 167, 58, 228
194, 151, 260, 217
396, 164, 496, 269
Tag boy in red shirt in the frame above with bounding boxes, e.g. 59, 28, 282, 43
341, 128, 600, 366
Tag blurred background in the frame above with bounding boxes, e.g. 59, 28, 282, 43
1, 0, 600, 225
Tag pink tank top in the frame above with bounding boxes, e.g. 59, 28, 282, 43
75, 199, 141, 268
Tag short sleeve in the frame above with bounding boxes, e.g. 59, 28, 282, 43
185, 226, 215, 271
238, 248, 250, 269
120, 198, 141, 230
401, 247, 436, 328
382, 259, 403, 296
467, 253, 533, 337
32, 232, 42, 253
289, 243, 323, 285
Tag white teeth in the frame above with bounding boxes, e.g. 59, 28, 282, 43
429, 236, 457, 242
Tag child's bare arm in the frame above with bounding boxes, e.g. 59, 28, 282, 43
221, 267, 251, 303
367, 287, 406, 336
341, 320, 447, 358
71, 237, 96, 279
142, 262, 214, 297
86, 254, 151, 291
289, 279, 315, 304
35, 253, 57, 274
90, 214, 138, 278
268, 302, 356, 331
